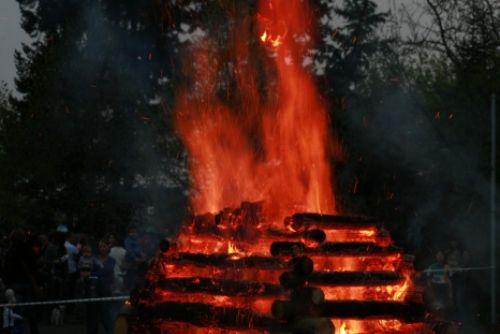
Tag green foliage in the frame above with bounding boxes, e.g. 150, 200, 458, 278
335, 0, 500, 250
0, 0, 188, 234
408, 0, 500, 172
314, 0, 390, 102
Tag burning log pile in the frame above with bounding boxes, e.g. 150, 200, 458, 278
123, 202, 428, 334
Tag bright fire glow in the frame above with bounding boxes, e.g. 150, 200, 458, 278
260, 29, 284, 47
155, 2, 423, 334
174, 0, 338, 219
339, 322, 353, 334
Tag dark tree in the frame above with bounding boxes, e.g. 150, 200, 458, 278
313, 0, 389, 108
1, 0, 188, 233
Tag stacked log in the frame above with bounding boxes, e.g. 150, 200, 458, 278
271, 256, 335, 334
285, 213, 377, 231
270, 241, 400, 257
271, 256, 425, 334
154, 277, 284, 297
123, 205, 426, 334
144, 302, 276, 330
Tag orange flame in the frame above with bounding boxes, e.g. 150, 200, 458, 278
259, 29, 284, 47
167, 3, 421, 333
175, 0, 339, 218
339, 322, 353, 334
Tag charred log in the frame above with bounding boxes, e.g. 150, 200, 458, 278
270, 241, 398, 256
271, 242, 306, 256
290, 287, 325, 305
167, 253, 286, 269
267, 229, 326, 243
279, 271, 307, 289
271, 300, 316, 320
279, 271, 404, 289
287, 213, 377, 231
154, 277, 284, 297
307, 271, 404, 286
289, 256, 314, 275
165, 253, 318, 274
159, 239, 170, 253
318, 301, 425, 321
320, 242, 398, 253
145, 302, 275, 329
271, 317, 335, 334
272, 300, 425, 322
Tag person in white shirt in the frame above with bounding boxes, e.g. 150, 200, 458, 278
108, 235, 126, 294
3, 289, 22, 333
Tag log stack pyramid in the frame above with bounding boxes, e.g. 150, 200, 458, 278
126, 203, 426, 334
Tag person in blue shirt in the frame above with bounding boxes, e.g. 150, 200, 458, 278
426, 251, 452, 316
123, 225, 145, 291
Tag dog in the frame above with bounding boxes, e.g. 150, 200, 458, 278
50, 305, 66, 326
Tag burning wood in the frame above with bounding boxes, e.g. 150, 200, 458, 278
286, 213, 377, 231
118, 0, 434, 332
290, 287, 325, 305
145, 302, 275, 329
267, 228, 327, 243
126, 206, 426, 333
165, 253, 293, 270
271, 317, 335, 334
272, 300, 425, 321
280, 271, 404, 288
317, 301, 425, 321
270, 241, 399, 256
154, 277, 284, 297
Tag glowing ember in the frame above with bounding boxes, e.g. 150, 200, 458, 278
259, 29, 284, 47
339, 321, 352, 334
227, 242, 242, 257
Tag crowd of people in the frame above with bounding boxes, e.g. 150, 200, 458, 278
423, 240, 478, 325
0, 224, 161, 334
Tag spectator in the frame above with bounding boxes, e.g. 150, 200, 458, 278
50, 232, 68, 301
108, 236, 126, 295
76, 244, 99, 300
141, 227, 158, 259
37, 234, 56, 299
451, 250, 473, 323
3, 288, 23, 334
426, 251, 452, 317
123, 225, 145, 291
85, 240, 115, 334
78, 245, 100, 283
124, 226, 143, 264
445, 240, 462, 269
63, 231, 79, 313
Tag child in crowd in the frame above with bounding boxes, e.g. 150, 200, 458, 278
78, 245, 100, 277
76, 244, 101, 298
3, 289, 23, 334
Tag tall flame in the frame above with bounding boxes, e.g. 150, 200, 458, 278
174, 0, 339, 218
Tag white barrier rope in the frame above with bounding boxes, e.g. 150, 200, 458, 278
423, 266, 493, 273
0, 295, 129, 308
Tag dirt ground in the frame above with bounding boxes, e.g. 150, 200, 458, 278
39, 323, 86, 334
